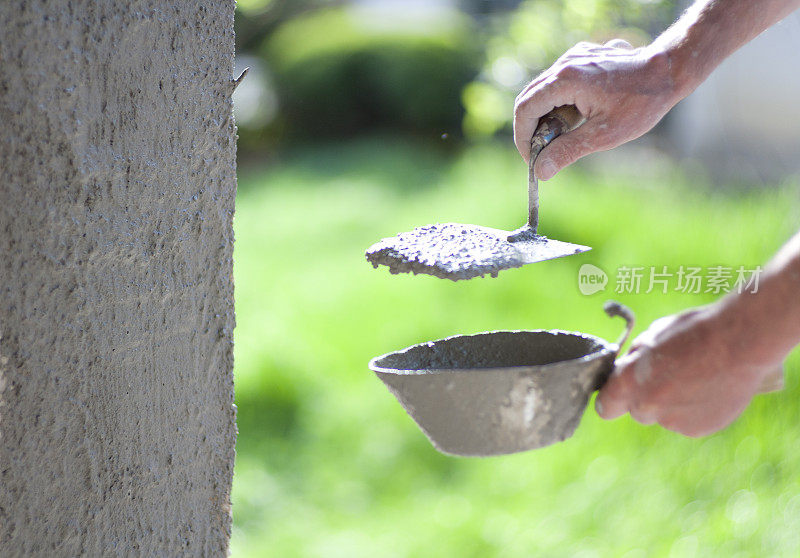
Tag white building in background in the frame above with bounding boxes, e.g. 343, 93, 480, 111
667, 9, 800, 182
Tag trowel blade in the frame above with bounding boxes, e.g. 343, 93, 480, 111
365, 222, 590, 281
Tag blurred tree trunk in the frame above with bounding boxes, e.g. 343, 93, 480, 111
0, 1, 237, 555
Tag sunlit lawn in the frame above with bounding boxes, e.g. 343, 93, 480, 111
230, 137, 800, 557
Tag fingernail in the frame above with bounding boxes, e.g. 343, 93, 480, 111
595, 399, 604, 416
539, 159, 557, 180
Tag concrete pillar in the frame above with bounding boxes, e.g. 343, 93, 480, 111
0, 1, 237, 555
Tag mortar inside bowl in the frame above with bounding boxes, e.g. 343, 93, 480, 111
373, 330, 608, 372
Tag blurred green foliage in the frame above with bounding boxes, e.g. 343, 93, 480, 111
261, 7, 482, 140
463, 0, 675, 137
234, 1, 678, 145
236, 0, 275, 15
231, 136, 800, 557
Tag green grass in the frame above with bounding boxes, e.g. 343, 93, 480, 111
230, 137, 800, 557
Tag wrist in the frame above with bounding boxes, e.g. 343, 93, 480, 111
642, 42, 696, 105
707, 292, 788, 374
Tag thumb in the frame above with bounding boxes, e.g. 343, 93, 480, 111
533, 119, 613, 180
595, 353, 636, 420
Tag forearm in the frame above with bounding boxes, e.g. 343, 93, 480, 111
715, 230, 800, 369
650, 0, 800, 100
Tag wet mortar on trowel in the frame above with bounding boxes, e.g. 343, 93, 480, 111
365, 222, 557, 281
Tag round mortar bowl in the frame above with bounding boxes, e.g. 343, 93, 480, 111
370, 330, 616, 456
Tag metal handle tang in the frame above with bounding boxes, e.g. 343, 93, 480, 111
603, 300, 635, 355
527, 105, 585, 232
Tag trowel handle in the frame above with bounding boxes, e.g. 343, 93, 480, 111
603, 300, 635, 355
528, 105, 585, 231
529, 105, 585, 164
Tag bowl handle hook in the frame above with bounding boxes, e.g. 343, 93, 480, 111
603, 301, 635, 355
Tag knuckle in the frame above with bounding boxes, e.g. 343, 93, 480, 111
555, 63, 580, 80
560, 42, 599, 63
629, 397, 662, 420
596, 390, 623, 417
595, 391, 624, 419
680, 426, 707, 438
658, 414, 681, 431
629, 400, 651, 415
630, 411, 656, 425
658, 417, 675, 430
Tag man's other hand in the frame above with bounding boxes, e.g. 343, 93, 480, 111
513, 40, 678, 180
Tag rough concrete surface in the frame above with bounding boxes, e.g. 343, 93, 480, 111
365, 223, 590, 281
0, 2, 237, 555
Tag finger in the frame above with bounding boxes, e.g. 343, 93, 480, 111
657, 410, 714, 437
657, 413, 689, 435
629, 402, 659, 425
595, 354, 637, 419
533, 118, 614, 180
661, 417, 716, 438
604, 38, 633, 50
512, 112, 538, 164
513, 77, 573, 163
514, 68, 552, 104
657, 394, 747, 437
757, 364, 784, 393
512, 73, 552, 161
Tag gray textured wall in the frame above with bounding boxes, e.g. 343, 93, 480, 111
0, 1, 237, 555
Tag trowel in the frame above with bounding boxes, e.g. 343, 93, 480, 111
366, 105, 589, 280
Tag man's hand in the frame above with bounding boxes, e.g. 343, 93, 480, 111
595, 305, 783, 437
514, 0, 800, 180
513, 40, 678, 180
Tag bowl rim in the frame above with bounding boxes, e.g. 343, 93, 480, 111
369, 328, 616, 376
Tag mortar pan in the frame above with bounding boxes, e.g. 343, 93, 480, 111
369, 301, 634, 457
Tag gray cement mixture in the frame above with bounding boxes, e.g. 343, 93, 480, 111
369, 302, 634, 456
366, 222, 587, 281
371, 329, 617, 456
